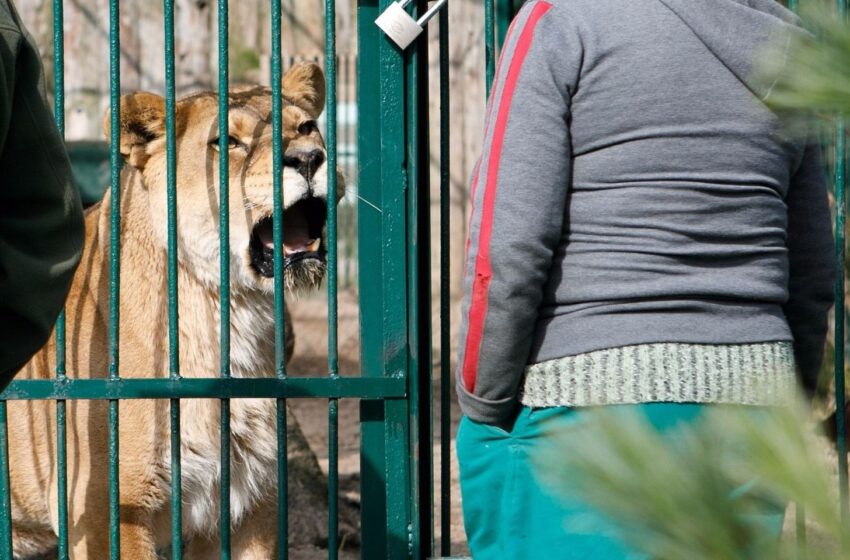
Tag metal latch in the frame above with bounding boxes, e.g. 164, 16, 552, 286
375, 0, 448, 50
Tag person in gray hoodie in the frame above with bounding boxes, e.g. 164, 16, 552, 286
454, 0, 835, 557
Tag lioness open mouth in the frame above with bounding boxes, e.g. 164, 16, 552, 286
249, 197, 328, 278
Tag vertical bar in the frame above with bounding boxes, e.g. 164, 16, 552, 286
164, 4, 179, 387
218, 1, 231, 557
340, 54, 349, 291
438, 1, 451, 555
496, 0, 507, 48
407, 0, 433, 555
271, 2, 286, 378
108, 0, 122, 556
785, 3, 806, 551
835, 0, 849, 526
353, 53, 359, 288
52, 0, 70, 557
357, 0, 412, 557
0, 403, 11, 559
163, 1, 182, 557
270, 0, 289, 557
835, 123, 849, 517
385, 400, 413, 559
484, 0, 495, 98
325, 0, 340, 557
52, 0, 65, 150
495, 0, 516, 49
348, 54, 358, 290
348, 54, 359, 289
358, 2, 387, 555
169, 399, 182, 560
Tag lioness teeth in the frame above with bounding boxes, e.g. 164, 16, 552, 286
282, 238, 321, 256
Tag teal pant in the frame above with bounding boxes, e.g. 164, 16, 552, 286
456, 404, 786, 560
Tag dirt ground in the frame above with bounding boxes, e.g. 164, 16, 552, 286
286, 288, 470, 559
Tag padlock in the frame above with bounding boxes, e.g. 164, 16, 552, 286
375, 2, 423, 50
376, 0, 448, 50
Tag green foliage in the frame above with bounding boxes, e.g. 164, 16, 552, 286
535, 400, 848, 560
758, 1, 850, 406
760, 2, 850, 115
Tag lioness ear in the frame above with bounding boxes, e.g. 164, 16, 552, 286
282, 62, 326, 119
102, 92, 166, 170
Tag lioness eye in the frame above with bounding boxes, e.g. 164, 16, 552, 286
210, 136, 243, 150
298, 120, 318, 136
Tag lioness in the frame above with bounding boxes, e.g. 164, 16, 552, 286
7, 63, 342, 559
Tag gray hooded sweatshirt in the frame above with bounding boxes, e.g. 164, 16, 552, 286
456, 0, 835, 425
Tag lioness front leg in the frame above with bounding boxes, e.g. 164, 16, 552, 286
185, 532, 219, 559
63, 400, 164, 560
184, 504, 277, 560
68, 507, 158, 560
231, 497, 278, 559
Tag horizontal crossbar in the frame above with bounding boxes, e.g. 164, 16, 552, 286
0, 377, 406, 401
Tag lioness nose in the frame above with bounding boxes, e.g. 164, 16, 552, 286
283, 148, 325, 180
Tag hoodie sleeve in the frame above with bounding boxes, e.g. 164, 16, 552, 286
783, 140, 835, 395
455, 1, 583, 426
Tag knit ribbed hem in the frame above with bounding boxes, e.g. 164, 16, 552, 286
520, 342, 797, 408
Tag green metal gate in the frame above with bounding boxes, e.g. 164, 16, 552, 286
0, 0, 849, 559
0, 0, 459, 558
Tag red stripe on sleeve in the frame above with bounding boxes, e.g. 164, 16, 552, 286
461, 1, 552, 393
463, 12, 523, 265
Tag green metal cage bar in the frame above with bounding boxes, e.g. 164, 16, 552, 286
325, 0, 341, 555
835, 114, 849, 519
357, 2, 389, 553
270, 0, 289, 556
271, 1, 287, 380
786, 5, 807, 554
484, 0, 495, 99
0, 403, 11, 558
108, 0, 122, 555
163, 1, 183, 557
495, 0, 521, 48
357, 0, 414, 557
52, 0, 70, 556
835, 0, 849, 528
217, 0, 233, 556
406, 0, 434, 555
785, 4, 806, 551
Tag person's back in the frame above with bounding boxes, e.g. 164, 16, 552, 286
457, 0, 833, 423
455, 1, 834, 557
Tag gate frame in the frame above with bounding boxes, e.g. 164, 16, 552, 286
357, 0, 433, 557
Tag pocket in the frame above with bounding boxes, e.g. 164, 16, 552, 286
463, 415, 512, 438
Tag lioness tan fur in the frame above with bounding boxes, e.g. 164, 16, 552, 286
7, 63, 342, 559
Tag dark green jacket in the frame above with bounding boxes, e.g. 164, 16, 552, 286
0, 0, 83, 388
